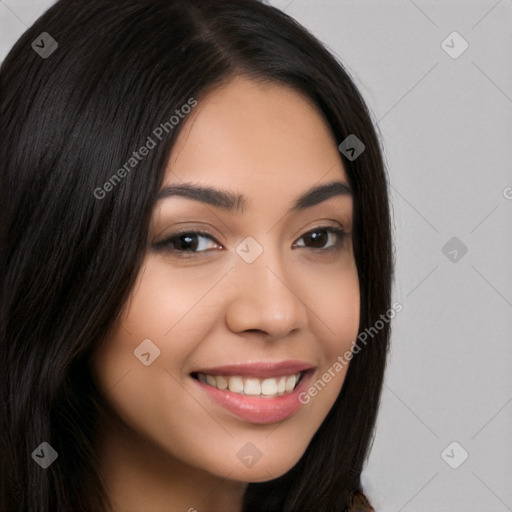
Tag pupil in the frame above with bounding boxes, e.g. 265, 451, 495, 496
177, 234, 197, 251
306, 230, 327, 248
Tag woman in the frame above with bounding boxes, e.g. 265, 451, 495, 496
0, 1, 392, 510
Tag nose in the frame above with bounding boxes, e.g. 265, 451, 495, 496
224, 248, 308, 339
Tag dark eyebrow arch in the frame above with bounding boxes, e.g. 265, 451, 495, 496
156, 180, 352, 213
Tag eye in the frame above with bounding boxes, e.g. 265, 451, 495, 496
152, 226, 347, 257
293, 226, 346, 250
152, 231, 221, 256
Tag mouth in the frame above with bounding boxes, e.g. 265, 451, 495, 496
190, 361, 315, 424
191, 371, 305, 398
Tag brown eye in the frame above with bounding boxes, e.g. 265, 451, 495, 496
295, 226, 346, 250
153, 231, 221, 254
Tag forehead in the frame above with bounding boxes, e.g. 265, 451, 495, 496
164, 75, 349, 194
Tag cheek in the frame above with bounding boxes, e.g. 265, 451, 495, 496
88, 259, 224, 469
297, 260, 360, 409
121, 259, 219, 339
317, 271, 360, 347
298, 255, 360, 354
89, 258, 211, 402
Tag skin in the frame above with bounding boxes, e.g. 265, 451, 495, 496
90, 75, 360, 512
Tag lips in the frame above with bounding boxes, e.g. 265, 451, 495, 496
190, 361, 315, 424
191, 360, 314, 378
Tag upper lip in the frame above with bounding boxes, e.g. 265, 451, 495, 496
192, 360, 315, 378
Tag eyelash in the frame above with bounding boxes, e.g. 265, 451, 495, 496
152, 226, 347, 258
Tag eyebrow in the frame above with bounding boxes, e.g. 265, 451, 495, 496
156, 180, 352, 213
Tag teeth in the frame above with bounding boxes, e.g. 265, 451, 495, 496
285, 375, 297, 392
228, 376, 244, 393
261, 378, 278, 396
216, 375, 228, 390
197, 372, 302, 397
244, 378, 261, 395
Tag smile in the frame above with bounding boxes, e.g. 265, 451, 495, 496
190, 361, 315, 424
194, 372, 303, 397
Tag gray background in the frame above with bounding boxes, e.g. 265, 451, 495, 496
1, 1, 511, 510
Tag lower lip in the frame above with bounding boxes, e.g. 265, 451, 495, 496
193, 371, 314, 424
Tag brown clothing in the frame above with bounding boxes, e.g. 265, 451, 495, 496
346, 491, 375, 512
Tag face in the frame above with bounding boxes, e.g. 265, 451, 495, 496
91, 75, 360, 483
